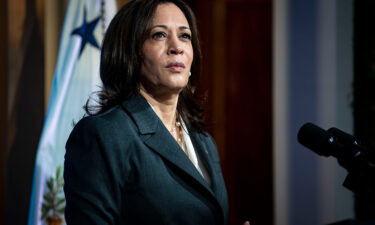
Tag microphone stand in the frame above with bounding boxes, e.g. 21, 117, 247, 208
329, 137, 375, 224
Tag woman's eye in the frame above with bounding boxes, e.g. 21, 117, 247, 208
152, 32, 166, 40
181, 33, 192, 40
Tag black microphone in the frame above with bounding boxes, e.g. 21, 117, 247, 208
297, 122, 375, 194
297, 123, 372, 170
297, 122, 340, 157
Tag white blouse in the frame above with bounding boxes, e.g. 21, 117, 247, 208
180, 120, 211, 185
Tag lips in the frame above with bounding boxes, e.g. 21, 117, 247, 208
166, 62, 185, 72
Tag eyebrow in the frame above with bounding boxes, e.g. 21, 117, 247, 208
151, 25, 191, 30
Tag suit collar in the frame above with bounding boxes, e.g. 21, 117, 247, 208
121, 94, 158, 134
121, 94, 226, 222
121, 94, 212, 188
190, 132, 220, 193
190, 132, 227, 222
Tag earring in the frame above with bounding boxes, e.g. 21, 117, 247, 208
189, 72, 192, 77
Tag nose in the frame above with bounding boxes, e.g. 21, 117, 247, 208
168, 47, 183, 55
168, 36, 183, 55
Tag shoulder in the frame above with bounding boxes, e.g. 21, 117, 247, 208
71, 105, 136, 137
65, 106, 136, 180
66, 105, 138, 155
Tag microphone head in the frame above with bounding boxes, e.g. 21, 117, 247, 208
297, 123, 334, 157
328, 127, 359, 146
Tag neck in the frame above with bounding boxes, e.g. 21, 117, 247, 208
139, 86, 179, 131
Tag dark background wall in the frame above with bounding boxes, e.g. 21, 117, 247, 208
0, 0, 8, 222
192, 0, 273, 224
1, 1, 45, 225
354, 0, 375, 219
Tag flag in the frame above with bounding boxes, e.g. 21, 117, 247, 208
27, 0, 117, 224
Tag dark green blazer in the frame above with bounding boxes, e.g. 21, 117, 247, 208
64, 94, 228, 225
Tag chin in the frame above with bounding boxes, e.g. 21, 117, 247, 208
166, 84, 187, 92
165, 77, 188, 89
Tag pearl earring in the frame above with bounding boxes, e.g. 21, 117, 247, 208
189, 72, 192, 77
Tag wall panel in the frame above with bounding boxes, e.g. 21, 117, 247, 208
5, 0, 45, 224
225, 2, 273, 225
0, 0, 8, 223
192, 0, 273, 224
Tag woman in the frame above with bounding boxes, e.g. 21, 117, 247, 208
64, 1, 245, 225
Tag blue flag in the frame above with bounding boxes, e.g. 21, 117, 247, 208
27, 0, 116, 224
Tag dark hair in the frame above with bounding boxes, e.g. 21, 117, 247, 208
85, 0, 205, 131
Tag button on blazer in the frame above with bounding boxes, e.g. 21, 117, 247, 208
64, 94, 228, 225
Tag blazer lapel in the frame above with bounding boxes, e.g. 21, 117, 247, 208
122, 95, 227, 224
190, 132, 220, 193
189, 132, 227, 216
143, 126, 227, 224
121, 94, 228, 224
121, 95, 214, 196
144, 125, 213, 190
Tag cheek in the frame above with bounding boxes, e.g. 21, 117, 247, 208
142, 56, 160, 76
187, 46, 194, 65
140, 52, 165, 84
143, 50, 163, 70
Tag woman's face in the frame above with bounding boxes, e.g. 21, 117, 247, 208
140, 3, 193, 95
